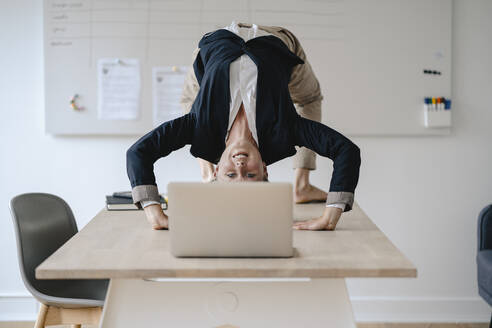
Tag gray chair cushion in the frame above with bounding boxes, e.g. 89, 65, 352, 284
32, 278, 109, 308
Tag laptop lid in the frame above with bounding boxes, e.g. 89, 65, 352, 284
168, 182, 293, 258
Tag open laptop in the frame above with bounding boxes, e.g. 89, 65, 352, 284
168, 182, 294, 258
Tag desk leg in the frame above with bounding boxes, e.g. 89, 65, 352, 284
100, 278, 356, 328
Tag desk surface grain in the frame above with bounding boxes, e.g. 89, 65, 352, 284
36, 202, 416, 279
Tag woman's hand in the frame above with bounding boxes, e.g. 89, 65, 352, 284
293, 206, 343, 231
143, 203, 169, 230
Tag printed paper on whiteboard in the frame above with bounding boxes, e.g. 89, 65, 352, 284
152, 66, 188, 126
97, 58, 141, 120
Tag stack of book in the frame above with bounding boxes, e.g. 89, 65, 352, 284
106, 191, 167, 211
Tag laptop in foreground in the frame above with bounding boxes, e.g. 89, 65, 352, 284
168, 182, 293, 258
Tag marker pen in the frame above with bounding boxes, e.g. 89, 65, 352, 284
445, 99, 451, 110
424, 97, 431, 111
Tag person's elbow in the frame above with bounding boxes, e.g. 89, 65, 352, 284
346, 141, 361, 190
126, 143, 144, 186
350, 142, 361, 169
339, 140, 361, 182
126, 144, 139, 167
339, 138, 360, 164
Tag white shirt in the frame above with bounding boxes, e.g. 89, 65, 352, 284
142, 21, 345, 212
223, 21, 270, 146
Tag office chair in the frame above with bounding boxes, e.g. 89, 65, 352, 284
10, 193, 109, 328
477, 203, 492, 328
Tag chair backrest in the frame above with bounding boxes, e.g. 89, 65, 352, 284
9, 193, 78, 295
478, 204, 492, 251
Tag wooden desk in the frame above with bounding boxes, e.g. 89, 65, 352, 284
37, 203, 416, 327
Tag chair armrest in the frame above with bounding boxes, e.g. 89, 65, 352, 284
478, 204, 492, 251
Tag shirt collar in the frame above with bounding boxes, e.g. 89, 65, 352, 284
222, 21, 267, 42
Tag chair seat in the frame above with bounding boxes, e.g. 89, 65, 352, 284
32, 278, 109, 308
477, 250, 492, 306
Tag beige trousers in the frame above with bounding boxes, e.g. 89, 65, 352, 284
180, 23, 323, 170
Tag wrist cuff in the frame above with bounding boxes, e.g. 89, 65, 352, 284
326, 203, 346, 211
131, 185, 160, 210
141, 200, 161, 208
326, 191, 354, 212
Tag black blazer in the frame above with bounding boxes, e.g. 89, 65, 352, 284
127, 29, 360, 197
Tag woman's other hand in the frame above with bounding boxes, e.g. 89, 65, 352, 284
293, 206, 343, 231
143, 203, 169, 230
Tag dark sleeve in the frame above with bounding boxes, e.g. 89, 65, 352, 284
294, 116, 361, 206
192, 50, 204, 86
126, 113, 195, 189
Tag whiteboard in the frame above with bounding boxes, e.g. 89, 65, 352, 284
44, 0, 452, 136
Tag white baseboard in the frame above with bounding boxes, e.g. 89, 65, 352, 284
0, 294, 490, 323
351, 296, 491, 322
0, 294, 38, 322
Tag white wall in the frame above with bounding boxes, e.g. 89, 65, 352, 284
1, 0, 491, 322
